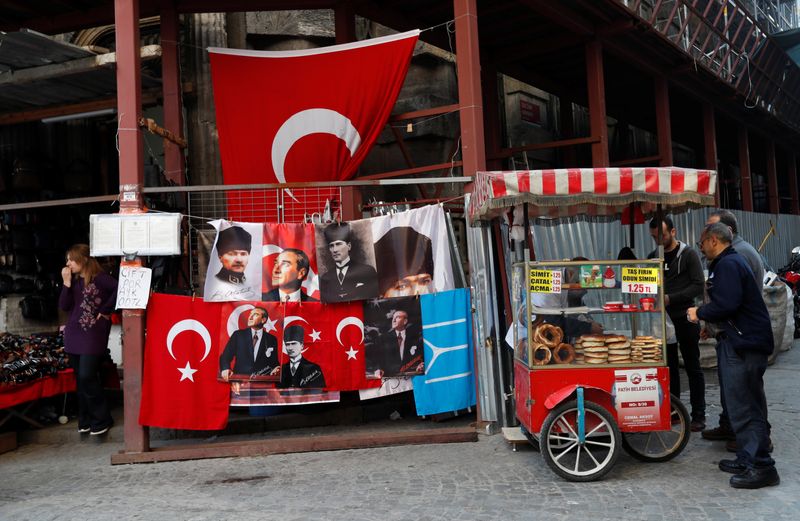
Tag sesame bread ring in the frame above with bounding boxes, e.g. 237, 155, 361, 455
532, 343, 553, 366
533, 323, 563, 348
552, 343, 576, 364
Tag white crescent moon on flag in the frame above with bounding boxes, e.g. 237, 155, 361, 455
166, 319, 212, 362
335, 316, 364, 346
226, 304, 255, 337
271, 108, 362, 184
262, 244, 283, 258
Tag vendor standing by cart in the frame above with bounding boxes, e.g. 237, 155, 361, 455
647, 216, 706, 432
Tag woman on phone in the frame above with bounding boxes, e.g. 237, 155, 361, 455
59, 244, 117, 436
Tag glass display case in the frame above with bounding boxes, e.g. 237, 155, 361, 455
511, 259, 667, 369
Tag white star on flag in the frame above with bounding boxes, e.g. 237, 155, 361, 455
177, 361, 198, 382
310, 329, 322, 342
345, 346, 359, 360
264, 316, 278, 333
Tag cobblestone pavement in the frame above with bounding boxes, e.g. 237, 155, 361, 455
1, 345, 798, 521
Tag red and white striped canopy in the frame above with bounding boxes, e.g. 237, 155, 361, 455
468, 167, 716, 223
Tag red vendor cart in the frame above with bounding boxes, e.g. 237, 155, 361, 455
468, 167, 716, 481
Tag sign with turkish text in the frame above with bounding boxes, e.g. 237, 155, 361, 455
613, 368, 660, 429
529, 269, 561, 294
621, 267, 659, 294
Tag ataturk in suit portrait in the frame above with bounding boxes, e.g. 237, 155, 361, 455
278, 324, 326, 389
317, 221, 378, 302
365, 297, 425, 378
262, 248, 318, 302
218, 306, 279, 382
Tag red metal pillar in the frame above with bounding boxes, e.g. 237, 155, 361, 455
454, 0, 487, 176
654, 76, 673, 166
335, 3, 361, 220
115, 0, 149, 454
702, 103, 719, 206
766, 140, 779, 213
738, 127, 754, 211
789, 153, 800, 215
160, 2, 185, 186
585, 40, 609, 167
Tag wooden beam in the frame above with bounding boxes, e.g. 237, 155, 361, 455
0, 44, 161, 86
389, 104, 460, 123
454, 0, 487, 177
490, 136, 598, 160
110, 426, 477, 465
0, 89, 160, 125
585, 39, 609, 166
360, 161, 463, 180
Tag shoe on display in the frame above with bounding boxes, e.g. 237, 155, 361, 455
718, 459, 748, 474
702, 425, 735, 441
726, 438, 774, 453
729, 467, 780, 489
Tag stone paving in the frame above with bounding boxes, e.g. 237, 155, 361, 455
1, 346, 798, 521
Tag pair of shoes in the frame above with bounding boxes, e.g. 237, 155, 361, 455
729, 467, 780, 489
78, 427, 90, 434
690, 418, 706, 432
726, 438, 774, 453
702, 425, 735, 441
718, 459, 748, 474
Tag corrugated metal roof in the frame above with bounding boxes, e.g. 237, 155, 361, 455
0, 29, 160, 114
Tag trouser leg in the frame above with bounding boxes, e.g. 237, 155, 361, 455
666, 342, 680, 397
717, 340, 774, 469
674, 317, 705, 419
73, 353, 111, 430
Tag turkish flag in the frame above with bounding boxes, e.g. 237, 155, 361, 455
208, 30, 419, 187
139, 294, 230, 430
262, 223, 319, 300
280, 302, 379, 391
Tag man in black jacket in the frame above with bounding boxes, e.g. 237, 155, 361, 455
278, 325, 326, 388
262, 248, 318, 302
377, 309, 424, 377
648, 216, 706, 431
319, 222, 378, 302
688, 223, 778, 489
219, 307, 279, 380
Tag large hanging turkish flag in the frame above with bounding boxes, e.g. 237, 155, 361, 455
139, 294, 230, 430
208, 30, 419, 186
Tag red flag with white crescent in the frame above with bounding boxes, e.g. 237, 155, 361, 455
208, 30, 419, 188
262, 223, 319, 300
139, 294, 230, 430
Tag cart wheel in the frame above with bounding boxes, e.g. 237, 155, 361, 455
520, 425, 540, 451
621, 394, 690, 462
540, 399, 621, 482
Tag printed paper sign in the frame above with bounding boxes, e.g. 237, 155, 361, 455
613, 368, 660, 429
621, 267, 659, 294
115, 266, 152, 309
529, 269, 561, 294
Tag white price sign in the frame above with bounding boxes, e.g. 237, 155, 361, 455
622, 281, 657, 294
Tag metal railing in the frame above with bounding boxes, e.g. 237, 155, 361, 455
618, 0, 800, 133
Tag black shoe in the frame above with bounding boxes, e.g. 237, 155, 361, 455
690, 418, 706, 432
78, 426, 90, 434
729, 467, 780, 489
702, 425, 735, 441
718, 459, 747, 474
726, 438, 774, 453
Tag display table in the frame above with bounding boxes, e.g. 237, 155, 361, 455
0, 369, 76, 428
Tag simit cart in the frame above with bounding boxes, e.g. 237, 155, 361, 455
468, 167, 716, 481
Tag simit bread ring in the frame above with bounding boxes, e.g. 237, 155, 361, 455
532, 343, 552, 366
533, 323, 563, 348
552, 343, 576, 364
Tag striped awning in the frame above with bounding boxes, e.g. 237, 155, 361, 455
468, 167, 717, 223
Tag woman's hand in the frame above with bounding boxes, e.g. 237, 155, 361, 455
61, 267, 72, 287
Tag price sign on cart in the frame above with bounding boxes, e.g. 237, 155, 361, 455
621, 267, 659, 294
529, 269, 561, 294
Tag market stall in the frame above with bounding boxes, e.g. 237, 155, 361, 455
468, 166, 717, 481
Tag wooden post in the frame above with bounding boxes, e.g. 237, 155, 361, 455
654, 76, 673, 166
335, 2, 360, 220
702, 103, 719, 207
160, 1, 185, 186
766, 140, 779, 213
738, 127, 753, 211
585, 40, 609, 166
115, 0, 148, 454
454, 0, 487, 176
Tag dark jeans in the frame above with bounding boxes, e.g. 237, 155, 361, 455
68, 353, 112, 431
717, 339, 774, 469
667, 315, 705, 420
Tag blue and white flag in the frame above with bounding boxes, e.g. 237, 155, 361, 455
412, 288, 475, 415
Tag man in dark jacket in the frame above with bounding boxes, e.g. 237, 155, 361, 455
648, 216, 706, 430
688, 222, 778, 489
219, 307, 279, 380
278, 325, 326, 389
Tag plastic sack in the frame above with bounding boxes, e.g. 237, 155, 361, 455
664, 314, 677, 344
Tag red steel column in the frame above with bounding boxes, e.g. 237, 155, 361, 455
115, 0, 149, 454
789, 153, 800, 214
585, 40, 609, 166
702, 103, 719, 206
654, 76, 673, 166
738, 127, 754, 211
454, 0, 487, 176
335, 3, 361, 220
160, 2, 185, 185
766, 140, 779, 213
